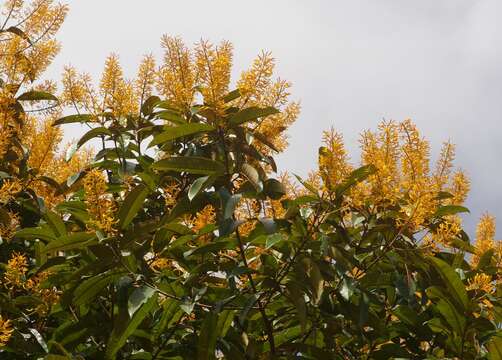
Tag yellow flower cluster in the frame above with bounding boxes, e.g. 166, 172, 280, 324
467, 273, 494, 295
193, 204, 216, 242
195, 40, 233, 115
0, 179, 22, 205
0, 0, 67, 85
319, 128, 352, 191
0, 210, 20, 242
83, 169, 117, 235
0, 315, 13, 348
471, 214, 496, 267
157, 36, 195, 111
317, 119, 471, 235
2, 252, 28, 290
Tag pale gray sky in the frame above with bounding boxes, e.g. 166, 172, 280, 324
46, 0, 502, 237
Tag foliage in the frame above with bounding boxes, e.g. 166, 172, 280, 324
1, 1, 502, 359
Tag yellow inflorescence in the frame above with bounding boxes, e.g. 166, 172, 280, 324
83, 169, 117, 235
471, 213, 496, 266
0, 179, 22, 205
0, 315, 13, 348
157, 36, 196, 111
195, 40, 233, 115
467, 273, 494, 294
2, 252, 28, 290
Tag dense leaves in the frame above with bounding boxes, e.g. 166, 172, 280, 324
1, 2, 502, 360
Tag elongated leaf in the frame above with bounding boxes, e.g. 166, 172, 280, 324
53, 114, 94, 126
106, 293, 158, 359
45, 232, 96, 252
17, 90, 58, 102
128, 286, 156, 317
223, 89, 241, 103
149, 123, 215, 147
1, 26, 32, 44
428, 257, 469, 311
77, 127, 111, 149
44, 210, 66, 237
141, 95, 160, 115
73, 271, 125, 306
188, 176, 214, 201
229, 106, 279, 126
197, 311, 218, 360
117, 184, 150, 229
152, 156, 225, 175
434, 205, 470, 217
336, 164, 376, 196
488, 336, 502, 360
241, 163, 262, 191
15, 227, 56, 242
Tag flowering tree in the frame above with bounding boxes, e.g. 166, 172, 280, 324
1, 1, 502, 359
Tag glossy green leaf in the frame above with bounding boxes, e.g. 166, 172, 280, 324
117, 184, 150, 229
152, 156, 225, 175
229, 106, 279, 126
17, 90, 58, 102
149, 123, 215, 147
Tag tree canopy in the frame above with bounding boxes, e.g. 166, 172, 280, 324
0, 1, 501, 359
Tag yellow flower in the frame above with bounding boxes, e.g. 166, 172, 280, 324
0, 179, 22, 204
83, 169, 117, 235
433, 216, 462, 247
319, 128, 352, 191
471, 213, 496, 266
0, 211, 20, 242
3, 252, 28, 290
467, 273, 494, 294
195, 40, 233, 115
0, 315, 13, 348
157, 36, 196, 111
193, 204, 216, 241
150, 257, 171, 272
237, 51, 275, 104
136, 54, 157, 104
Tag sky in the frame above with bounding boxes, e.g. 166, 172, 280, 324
45, 0, 502, 237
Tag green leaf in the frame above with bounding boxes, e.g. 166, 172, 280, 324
77, 127, 112, 150
336, 164, 376, 196
152, 156, 225, 175
52, 114, 94, 126
428, 257, 469, 311
17, 90, 58, 102
488, 336, 502, 360
426, 286, 466, 334
44, 210, 66, 237
477, 249, 494, 271
229, 106, 279, 126
128, 286, 156, 317
141, 95, 161, 115
224, 194, 242, 219
15, 227, 56, 242
223, 89, 241, 103
149, 123, 215, 147
434, 205, 470, 217
45, 232, 96, 253
29, 328, 49, 353
117, 184, 150, 229
265, 233, 283, 249
197, 311, 218, 360
73, 271, 125, 307
263, 178, 286, 200
188, 176, 214, 201
106, 293, 158, 359
241, 163, 262, 191
1, 26, 32, 44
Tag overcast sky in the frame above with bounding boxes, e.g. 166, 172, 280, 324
45, 0, 502, 237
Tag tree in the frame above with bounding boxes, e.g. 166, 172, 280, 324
1, 1, 502, 359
